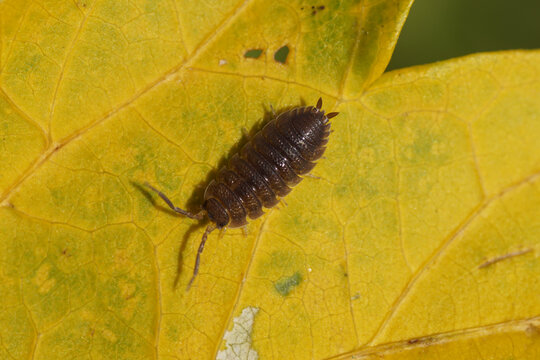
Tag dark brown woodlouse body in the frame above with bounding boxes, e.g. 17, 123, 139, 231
146, 98, 338, 289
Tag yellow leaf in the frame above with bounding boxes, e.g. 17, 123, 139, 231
1, 0, 539, 359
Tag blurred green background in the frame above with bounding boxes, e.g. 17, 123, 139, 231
388, 0, 540, 70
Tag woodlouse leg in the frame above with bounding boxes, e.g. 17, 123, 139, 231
186, 224, 217, 290
218, 226, 227, 239
145, 182, 204, 220
304, 173, 321, 180
270, 104, 277, 117
241, 226, 249, 237
279, 198, 288, 207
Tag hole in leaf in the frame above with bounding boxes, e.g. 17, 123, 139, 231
274, 45, 289, 64
244, 49, 263, 59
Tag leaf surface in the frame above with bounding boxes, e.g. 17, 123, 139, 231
1, 0, 539, 359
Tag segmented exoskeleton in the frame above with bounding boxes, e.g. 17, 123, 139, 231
146, 98, 339, 289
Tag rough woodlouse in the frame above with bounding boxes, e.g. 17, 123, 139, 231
146, 98, 339, 289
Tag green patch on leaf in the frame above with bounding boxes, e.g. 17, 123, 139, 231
274, 271, 302, 296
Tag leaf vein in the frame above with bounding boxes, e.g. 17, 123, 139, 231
367, 169, 540, 345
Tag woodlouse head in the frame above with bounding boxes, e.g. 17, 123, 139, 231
202, 198, 229, 228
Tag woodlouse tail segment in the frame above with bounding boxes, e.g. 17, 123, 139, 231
316, 97, 323, 110
144, 182, 204, 220
186, 224, 217, 291
326, 112, 339, 119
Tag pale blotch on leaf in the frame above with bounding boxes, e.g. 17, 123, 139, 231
217, 307, 259, 360
34, 263, 55, 294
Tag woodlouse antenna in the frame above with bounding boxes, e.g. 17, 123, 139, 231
186, 224, 217, 291
316, 97, 323, 110
144, 182, 204, 220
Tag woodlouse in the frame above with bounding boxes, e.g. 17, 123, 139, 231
146, 98, 339, 289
